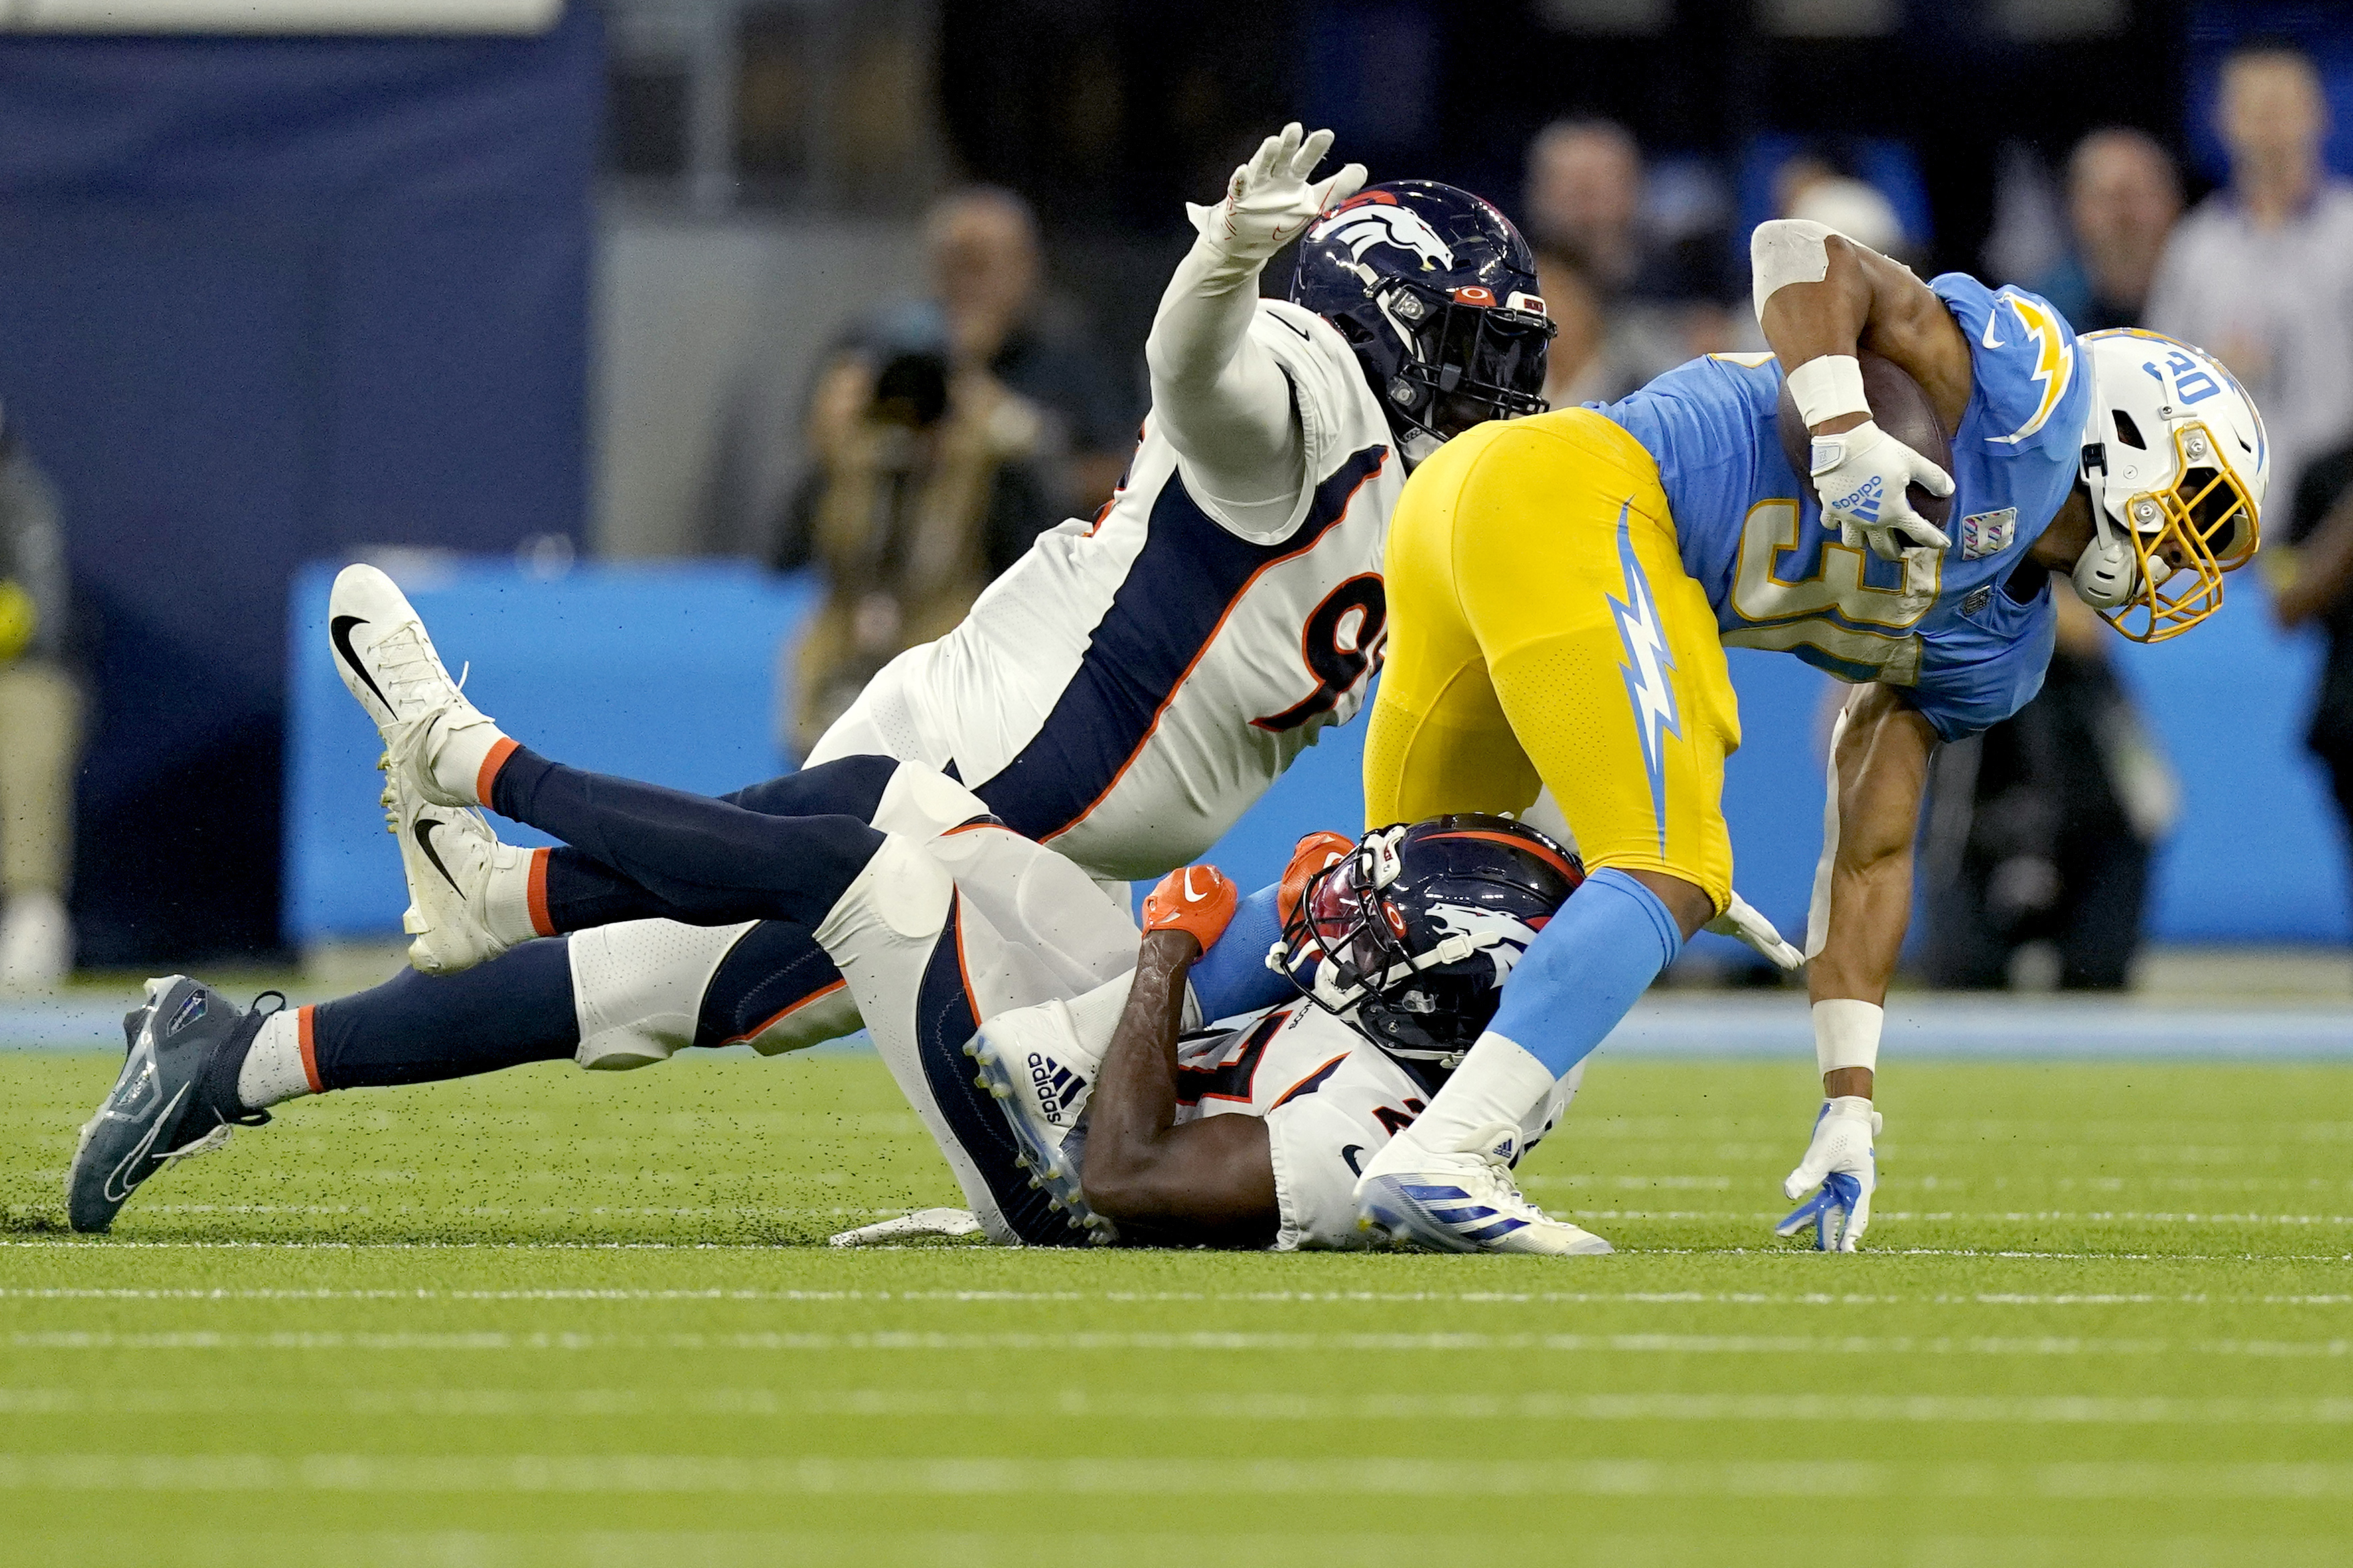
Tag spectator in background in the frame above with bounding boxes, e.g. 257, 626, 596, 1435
2033, 129, 2181, 333
778, 306, 1056, 757
2269, 437, 2353, 913
771, 186, 1134, 574
2148, 39, 2353, 507
1917, 595, 2178, 992
922, 186, 1134, 513
0, 418, 79, 990
1521, 119, 1693, 396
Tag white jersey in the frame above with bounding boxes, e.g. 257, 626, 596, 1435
808, 299, 1401, 882
1175, 1004, 1578, 1251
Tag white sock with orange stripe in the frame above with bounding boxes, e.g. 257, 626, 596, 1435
481, 847, 556, 945
236, 1006, 323, 1109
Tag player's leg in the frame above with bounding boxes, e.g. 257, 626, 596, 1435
812, 830, 1112, 1247
1361, 428, 1543, 829
1356, 414, 1735, 1250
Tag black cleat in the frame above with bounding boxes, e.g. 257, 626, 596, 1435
66, 978, 281, 1234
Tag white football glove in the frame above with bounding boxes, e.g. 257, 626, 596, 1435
1705, 888, 1804, 971
1774, 1095, 1880, 1252
1187, 123, 1368, 264
1809, 420, 1954, 563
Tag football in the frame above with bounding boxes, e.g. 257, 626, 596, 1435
1776, 347, 1955, 532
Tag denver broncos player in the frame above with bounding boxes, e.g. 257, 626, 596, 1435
1351, 218, 2267, 1254
68, 562, 1583, 1250
453, 126, 1563, 1069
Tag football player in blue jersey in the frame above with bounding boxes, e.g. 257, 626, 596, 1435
1353, 217, 2268, 1253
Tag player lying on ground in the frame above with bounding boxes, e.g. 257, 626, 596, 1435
317, 127, 1580, 1079
68, 573, 1598, 1250
1349, 219, 2269, 1253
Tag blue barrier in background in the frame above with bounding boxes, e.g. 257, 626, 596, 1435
286, 558, 2350, 949
286, 560, 811, 944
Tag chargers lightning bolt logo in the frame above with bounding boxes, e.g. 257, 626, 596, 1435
1991, 293, 2074, 445
1606, 503, 1681, 854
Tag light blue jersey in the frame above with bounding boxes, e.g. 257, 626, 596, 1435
1598, 274, 2091, 740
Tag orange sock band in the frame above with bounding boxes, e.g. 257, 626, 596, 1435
475, 736, 520, 809
527, 847, 555, 937
296, 1006, 323, 1095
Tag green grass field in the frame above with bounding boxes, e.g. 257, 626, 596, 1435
3, 1048, 2348, 1567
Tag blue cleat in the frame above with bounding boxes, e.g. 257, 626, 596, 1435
65, 977, 281, 1234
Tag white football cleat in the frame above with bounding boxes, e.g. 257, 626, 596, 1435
964, 994, 1115, 1243
378, 757, 533, 976
328, 563, 509, 809
1355, 1121, 1613, 1256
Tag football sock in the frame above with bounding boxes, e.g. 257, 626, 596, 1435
1402, 868, 1682, 1150
235, 1009, 314, 1111
496, 757, 914, 939
1187, 881, 1292, 1022
487, 745, 884, 929
305, 938, 581, 1091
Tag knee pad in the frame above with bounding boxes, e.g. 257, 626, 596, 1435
872, 760, 992, 840
926, 824, 1138, 994
568, 919, 755, 1071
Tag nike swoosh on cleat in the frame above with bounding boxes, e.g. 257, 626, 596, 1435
331, 615, 395, 714
414, 817, 464, 892
103, 1082, 189, 1202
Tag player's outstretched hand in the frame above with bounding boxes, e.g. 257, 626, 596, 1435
1142, 864, 1240, 955
1187, 123, 1368, 263
1774, 1095, 1880, 1251
1808, 420, 1954, 563
1704, 889, 1804, 971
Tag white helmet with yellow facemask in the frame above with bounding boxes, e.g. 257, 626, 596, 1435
2072, 328, 2267, 641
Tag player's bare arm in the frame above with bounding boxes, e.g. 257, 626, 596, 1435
1078, 925, 1280, 1250
1754, 221, 1961, 563
1807, 683, 1936, 1100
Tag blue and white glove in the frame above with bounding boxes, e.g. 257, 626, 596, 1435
1809, 420, 1953, 564
1774, 1095, 1880, 1251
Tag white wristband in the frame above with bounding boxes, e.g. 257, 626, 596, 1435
1813, 998, 1882, 1077
1785, 354, 1869, 430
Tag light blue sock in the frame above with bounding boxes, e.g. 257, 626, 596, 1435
1486, 868, 1684, 1077
1187, 882, 1292, 1022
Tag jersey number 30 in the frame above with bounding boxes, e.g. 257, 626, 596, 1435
1254, 574, 1388, 732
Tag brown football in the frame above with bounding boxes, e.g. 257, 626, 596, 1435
1775, 349, 1954, 532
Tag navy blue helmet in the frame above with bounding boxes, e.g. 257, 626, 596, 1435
1290, 181, 1556, 461
1278, 813, 1583, 1072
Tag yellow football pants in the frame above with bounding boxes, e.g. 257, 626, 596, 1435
1364, 408, 1738, 912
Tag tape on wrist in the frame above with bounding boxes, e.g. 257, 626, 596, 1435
1813, 998, 1882, 1077
1785, 355, 1869, 430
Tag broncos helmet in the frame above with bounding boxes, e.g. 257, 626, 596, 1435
1276, 814, 1583, 1073
1291, 181, 1556, 463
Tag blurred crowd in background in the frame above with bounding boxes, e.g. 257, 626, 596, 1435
5, 0, 2353, 987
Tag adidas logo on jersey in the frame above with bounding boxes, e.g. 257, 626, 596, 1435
1028, 1053, 1087, 1125
1831, 475, 1884, 524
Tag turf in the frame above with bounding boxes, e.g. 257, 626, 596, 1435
2, 1048, 2348, 1567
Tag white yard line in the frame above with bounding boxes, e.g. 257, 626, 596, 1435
10, 1328, 2346, 1356
5, 1386, 2348, 1424
0, 1287, 2346, 1306
1, 1453, 2349, 1498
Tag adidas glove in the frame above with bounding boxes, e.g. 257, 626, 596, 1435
1774, 1095, 1880, 1252
1142, 864, 1239, 953
1703, 888, 1804, 971
1808, 420, 1954, 564
1187, 123, 1367, 264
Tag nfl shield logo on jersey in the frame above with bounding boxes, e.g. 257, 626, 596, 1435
1961, 507, 2017, 560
